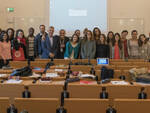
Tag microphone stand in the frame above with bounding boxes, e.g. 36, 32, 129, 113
32, 57, 54, 84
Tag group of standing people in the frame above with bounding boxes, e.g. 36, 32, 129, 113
0, 25, 150, 68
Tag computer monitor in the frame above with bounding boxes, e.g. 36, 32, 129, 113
97, 58, 109, 65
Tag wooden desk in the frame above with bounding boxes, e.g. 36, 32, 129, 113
0, 84, 24, 103
0, 79, 149, 101
28, 81, 64, 98
64, 98, 109, 113
15, 98, 59, 113
114, 99, 150, 113
68, 82, 143, 99
0, 97, 9, 113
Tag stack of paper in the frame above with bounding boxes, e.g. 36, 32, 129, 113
6, 79, 23, 84
46, 73, 58, 78
111, 81, 129, 85
0, 74, 7, 77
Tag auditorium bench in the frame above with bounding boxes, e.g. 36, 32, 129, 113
14, 98, 59, 113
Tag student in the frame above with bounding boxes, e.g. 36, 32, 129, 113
112, 33, 123, 59
138, 34, 150, 60
26, 27, 36, 60
57, 29, 69, 59
41, 26, 59, 59
6, 28, 15, 49
14, 29, 27, 59
107, 31, 114, 59
0, 32, 12, 68
83, 28, 88, 39
128, 30, 139, 59
96, 34, 110, 58
74, 29, 81, 38
121, 30, 129, 59
93, 27, 101, 41
81, 30, 96, 59
35, 25, 47, 58
64, 34, 80, 59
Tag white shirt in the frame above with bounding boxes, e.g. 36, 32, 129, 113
49, 36, 53, 47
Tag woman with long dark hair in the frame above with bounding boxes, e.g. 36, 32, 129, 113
107, 31, 114, 58
13, 29, 27, 60
0, 32, 12, 68
64, 34, 80, 59
6, 28, 15, 43
138, 34, 150, 60
93, 27, 101, 41
112, 33, 123, 59
81, 30, 96, 59
96, 34, 110, 58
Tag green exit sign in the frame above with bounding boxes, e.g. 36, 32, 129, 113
7, 8, 14, 12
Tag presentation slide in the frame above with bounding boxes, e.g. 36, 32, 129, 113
50, 0, 107, 35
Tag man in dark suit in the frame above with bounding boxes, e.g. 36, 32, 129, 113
57, 29, 69, 59
35, 25, 47, 58
41, 26, 59, 59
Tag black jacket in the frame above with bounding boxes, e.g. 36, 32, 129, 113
96, 44, 110, 58
57, 36, 69, 59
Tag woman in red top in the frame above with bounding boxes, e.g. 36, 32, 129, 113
0, 32, 12, 68
13, 29, 27, 59
112, 33, 123, 59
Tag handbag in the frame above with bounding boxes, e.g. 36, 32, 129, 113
13, 47, 25, 61
101, 66, 114, 80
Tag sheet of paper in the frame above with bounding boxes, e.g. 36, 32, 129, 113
30, 73, 41, 78
46, 73, 59, 78
52, 81, 65, 85
80, 74, 95, 79
55, 69, 63, 72
6, 79, 23, 84
111, 81, 129, 85
0, 74, 7, 77
39, 79, 52, 83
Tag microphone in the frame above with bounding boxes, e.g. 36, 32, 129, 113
119, 75, 126, 80
43, 58, 54, 74
27, 56, 35, 67
106, 105, 117, 113
69, 59, 73, 65
88, 56, 91, 65
7, 104, 18, 113
138, 87, 147, 99
27, 58, 31, 67
61, 81, 69, 98
106, 99, 117, 113
56, 85, 67, 113
67, 63, 72, 75
100, 87, 108, 99
22, 86, 31, 98
90, 66, 95, 75
20, 110, 28, 113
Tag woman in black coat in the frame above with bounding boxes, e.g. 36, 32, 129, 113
96, 34, 110, 58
